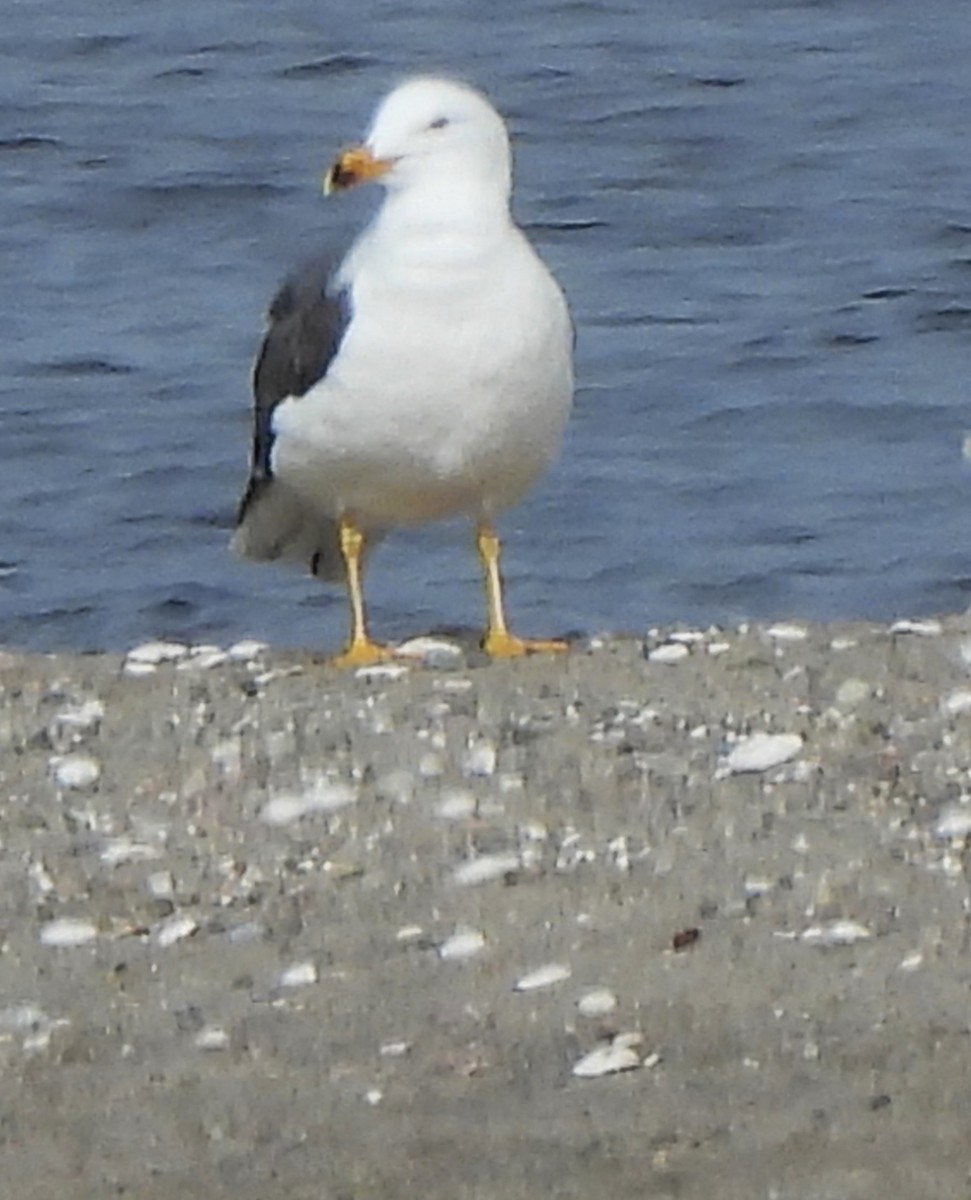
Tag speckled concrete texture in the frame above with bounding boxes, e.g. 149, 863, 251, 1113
2, 619, 971, 1199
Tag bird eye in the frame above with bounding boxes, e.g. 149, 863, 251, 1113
428, 116, 450, 131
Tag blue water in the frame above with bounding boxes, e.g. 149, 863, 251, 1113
3, 0, 971, 652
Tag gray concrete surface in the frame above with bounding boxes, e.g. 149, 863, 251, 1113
1, 619, 970, 1199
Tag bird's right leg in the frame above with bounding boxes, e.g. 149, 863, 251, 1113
330, 516, 391, 668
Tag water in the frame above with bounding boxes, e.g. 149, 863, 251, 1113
3, 0, 971, 652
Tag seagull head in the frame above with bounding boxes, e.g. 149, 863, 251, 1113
324, 77, 513, 209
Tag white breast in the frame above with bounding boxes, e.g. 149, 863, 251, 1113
271, 224, 573, 529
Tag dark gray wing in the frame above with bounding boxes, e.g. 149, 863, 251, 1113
247, 258, 351, 491
232, 259, 353, 579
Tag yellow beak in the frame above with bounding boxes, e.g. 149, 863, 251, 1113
324, 146, 394, 195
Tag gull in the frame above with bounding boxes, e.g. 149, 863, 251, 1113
232, 76, 574, 666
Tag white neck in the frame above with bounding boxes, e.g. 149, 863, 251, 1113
377, 170, 512, 243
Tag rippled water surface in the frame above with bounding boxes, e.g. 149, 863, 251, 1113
4, 0, 971, 651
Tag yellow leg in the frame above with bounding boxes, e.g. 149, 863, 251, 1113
476, 521, 568, 659
330, 517, 391, 668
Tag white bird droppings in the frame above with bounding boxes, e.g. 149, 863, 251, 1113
935, 806, 971, 840
801, 919, 871, 946
577, 987, 618, 1017
463, 739, 497, 778
648, 643, 690, 664
834, 678, 870, 710
122, 659, 158, 678
40, 918, 99, 947
260, 777, 359, 825
898, 951, 924, 972
395, 924, 425, 944
766, 623, 809, 642
227, 639, 269, 661
355, 663, 410, 682
52, 699, 105, 736
667, 629, 706, 645
195, 1026, 230, 1051
395, 636, 464, 668
51, 754, 101, 790
942, 689, 971, 716
100, 839, 162, 866
890, 618, 942, 637
573, 1033, 644, 1079
435, 789, 478, 821
451, 852, 519, 887
126, 641, 189, 666
178, 647, 229, 671
155, 914, 199, 947
513, 963, 572, 992
721, 732, 803, 775
147, 871, 175, 899
438, 928, 486, 962
380, 1040, 412, 1058
279, 960, 318, 988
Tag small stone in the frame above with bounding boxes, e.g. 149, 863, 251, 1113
577, 987, 618, 1017
707, 641, 731, 656
380, 1040, 412, 1057
51, 754, 101, 790
40, 918, 98, 947
514, 963, 572, 992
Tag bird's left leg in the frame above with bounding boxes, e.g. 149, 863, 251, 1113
476, 521, 568, 659
330, 516, 392, 668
